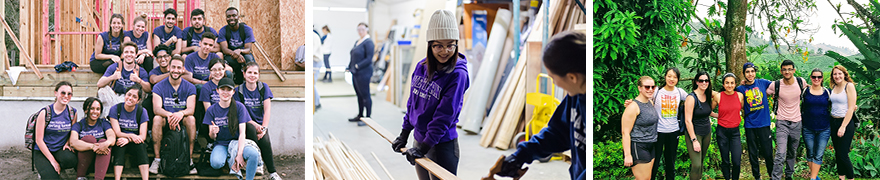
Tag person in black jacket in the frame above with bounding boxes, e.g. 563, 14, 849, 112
347, 22, 375, 126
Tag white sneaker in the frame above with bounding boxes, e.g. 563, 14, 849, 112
189, 160, 198, 174
268, 172, 282, 180
255, 164, 264, 175
148, 159, 161, 174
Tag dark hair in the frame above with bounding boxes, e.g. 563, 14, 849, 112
423, 40, 459, 80
121, 41, 138, 51
358, 22, 369, 28
163, 8, 178, 18
201, 32, 216, 41
154, 44, 172, 56
722, 73, 737, 85
55, 81, 72, 92
662, 67, 681, 87
110, 14, 125, 34
125, 83, 144, 104
692, 71, 713, 103
170, 55, 185, 65
209, 58, 227, 73
227, 95, 240, 135
191, 8, 205, 18
83, 97, 103, 119
542, 31, 585, 79
226, 7, 238, 12
244, 61, 260, 73
322, 25, 331, 33
781, 59, 795, 69
810, 68, 823, 86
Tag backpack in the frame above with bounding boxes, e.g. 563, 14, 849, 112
678, 93, 702, 135
25, 105, 76, 150
773, 77, 805, 115
159, 127, 191, 177
223, 23, 249, 49
185, 27, 215, 48
195, 149, 223, 176
238, 82, 266, 103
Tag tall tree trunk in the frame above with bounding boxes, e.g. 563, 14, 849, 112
723, 0, 748, 81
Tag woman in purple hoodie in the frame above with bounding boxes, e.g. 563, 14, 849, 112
390, 9, 470, 180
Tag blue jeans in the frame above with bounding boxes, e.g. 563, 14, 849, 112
210, 144, 261, 180
802, 128, 830, 165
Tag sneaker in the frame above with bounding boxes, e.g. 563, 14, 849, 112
148, 159, 161, 174
189, 161, 198, 174
76, 177, 87, 180
357, 120, 367, 126
268, 172, 283, 180
348, 116, 362, 122
255, 164, 264, 175
231, 169, 243, 180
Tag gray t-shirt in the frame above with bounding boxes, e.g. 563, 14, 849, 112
653, 87, 688, 133
631, 99, 658, 143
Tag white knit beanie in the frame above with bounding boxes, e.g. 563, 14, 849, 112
426, 10, 459, 41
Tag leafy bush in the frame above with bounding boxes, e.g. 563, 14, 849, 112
593, 141, 629, 178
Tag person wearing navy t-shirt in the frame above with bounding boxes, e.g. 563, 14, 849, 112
97, 41, 152, 116
218, 7, 257, 85
152, 8, 183, 55
736, 62, 775, 179
109, 84, 151, 179
184, 33, 220, 85
179, 8, 219, 56
70, 97, 116, 180
124, 15, 154, 72
205, 77, 263, 180
33, 81, 79, 179
149, 56, 198, 174
237, 62, 280, 178
90, 14, 126, 74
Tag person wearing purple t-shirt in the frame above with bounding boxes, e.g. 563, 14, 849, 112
389, 10, 470, 180
204, 77, 264, 180
200, 58, 229, 108
179, 9, 219, 56
124, 15, 154, 72
70, 97, 116, 180
184, 33, 221, 85
218, 7, 256, 85
33, 81, 79, 179
90, 14, 125, 74
109, 84, 151, 180
97, 41, 152, 116
237, 62, 279, 178
152, 8, 182, 55
149, 56, 198, 174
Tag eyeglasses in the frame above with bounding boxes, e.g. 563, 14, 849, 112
157, 54, 171, 59
210, 67, 225, 71
811, 76, 823, 79
172, 91, 180, 104
697, 79, 710, 83
431, 44, 458, 52
60, 91, 73, 96
782, 68, 795, 72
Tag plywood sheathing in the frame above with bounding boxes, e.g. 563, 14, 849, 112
281, 0, 304, 71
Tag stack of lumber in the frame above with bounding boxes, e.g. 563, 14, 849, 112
312, 134, 381, 180
478, 55, 527, 150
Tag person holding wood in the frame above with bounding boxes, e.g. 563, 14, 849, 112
152, 8, 183, 56
108, 84, 151, 180
97, 41, 152, 117
237, 62, 281, 179
488, 31, 585, 180
69, 97, 116, 180
712, 73, 744, 180
218, 7, 256, 85
389, 9, 470, 180
90, 14, 126, 74
32, 81, 79, 179
179, 8, 220, 57
124, 14, 154, 72
204, 77, 263, 180
347, 22, 376, 126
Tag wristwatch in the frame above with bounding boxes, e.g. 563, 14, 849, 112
691, 138, 697, 142
262, 126, 268, 132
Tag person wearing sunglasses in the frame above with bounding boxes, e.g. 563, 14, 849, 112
33, 81, 79, 179
346, 22, 375, 126
711, 73, 745, 180
802, 68, 832, 180
619, 76, 659, 180
766, 60, 807, 180
736, 62, 775, 179
97, 41, 152, 116
685, 71, 716, 180
389, 10, 470, 180
150, 55, 199, 174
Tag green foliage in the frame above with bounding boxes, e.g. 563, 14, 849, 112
5, 0, 20, 65
825, 23, 880, 131
593, 0, 692, 141
593, 141, 629, 179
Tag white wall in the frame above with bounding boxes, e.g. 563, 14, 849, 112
314, 0, 370, 70
0, 99, 306, 155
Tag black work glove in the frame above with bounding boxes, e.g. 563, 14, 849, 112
391, 129, 411, 153
403, 143, 431, 165
496, 154, 526, 178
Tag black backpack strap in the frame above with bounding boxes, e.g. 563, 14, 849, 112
238, 85, 246, 103
257, 82, 265, 101
186, 27, 196, 47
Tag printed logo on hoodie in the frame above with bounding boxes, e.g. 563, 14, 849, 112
411, 75, 442, 100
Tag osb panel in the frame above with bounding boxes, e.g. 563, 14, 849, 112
242, 0, 282, 70
205, 0, 228, 31
280, 0, 304, 71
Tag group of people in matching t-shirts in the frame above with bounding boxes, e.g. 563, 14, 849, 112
31, 7, 282, 180
622, 60, 860, 180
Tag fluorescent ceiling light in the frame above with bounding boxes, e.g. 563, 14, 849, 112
313, 6, 367, 12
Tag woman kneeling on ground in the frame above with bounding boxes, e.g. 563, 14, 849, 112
33, 81, 79, 179
205, 77, 263, 180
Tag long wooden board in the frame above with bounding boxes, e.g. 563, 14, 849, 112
1, 15, 43, 79
459, 8, 512, 134
493, 66, 527, 150
360, 117, 462, 180
479, 59, 525, 147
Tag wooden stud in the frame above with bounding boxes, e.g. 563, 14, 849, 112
360, 118, 462, 180
493, 65, 527, 150
1, 15, 43, 79
479, 56, 525, 147
254, 41, 286, 81
371, 152, 395, 180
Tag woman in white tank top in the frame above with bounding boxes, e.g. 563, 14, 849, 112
829, 65, 858, 180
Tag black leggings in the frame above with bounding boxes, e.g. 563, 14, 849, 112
225, 54, 256, 85
831, 117, 855, 179
33, 149, 78, 179
716, 126, 742, 180
352, 71, 372, 117
414, 139, 459, 180
140, 56, 154, 73
90, 59, 115, 74
651, 132, 678, 180
745, 126, 774, 179
112, 141, 150, 166
246, 123, 276, 173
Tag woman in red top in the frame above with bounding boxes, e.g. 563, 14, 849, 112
712, 73, 745, 180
